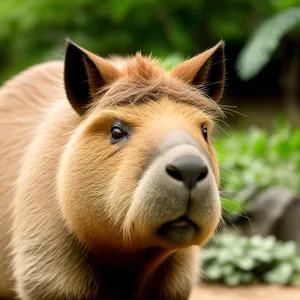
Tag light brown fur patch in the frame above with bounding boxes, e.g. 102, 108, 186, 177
0, 41, 225, 299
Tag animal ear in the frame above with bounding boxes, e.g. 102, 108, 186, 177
170, 41, 225, 101
64, 40, 121, 115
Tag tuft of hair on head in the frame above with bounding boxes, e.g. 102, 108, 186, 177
170, 41, 226, 102
63, 39, 226, 118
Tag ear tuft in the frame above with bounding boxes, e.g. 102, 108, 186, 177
64, 41, 94, 115
64, 40, 120, 115
171, 41, 225, 102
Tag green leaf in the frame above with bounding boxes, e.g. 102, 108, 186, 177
293, 257, 300, 272
221, 198, 245, 214
202, 248, 218, 261
222, 264, 234, 276
205, 264, 223, 280
274, 241, 297, 260
291, 274, 300, 286
250, 249, 273, 263
217, 248, 234, 264
236, 7, 300, 80
250, 235, 265, 248
264, 263, 293, 284
236, 257, 256, 271
250, 129, 267, 156
262, 235, 277, 250
224, 272, 242, 286
241, 272, 255, 284
159, 53, 184, 70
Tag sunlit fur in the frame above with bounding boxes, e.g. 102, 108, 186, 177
0, 43, 224, 299
59, 98, 221, 249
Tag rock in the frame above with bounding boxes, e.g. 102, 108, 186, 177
273, 195, 300, 246
233, 187, 300, 248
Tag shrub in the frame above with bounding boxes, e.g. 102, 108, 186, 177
202, 232, 300, 286
215, 118, 300, 214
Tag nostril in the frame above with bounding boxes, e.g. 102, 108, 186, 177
166, 165, 183, 181
166, 156, 209, 189
197, 166, 208, 181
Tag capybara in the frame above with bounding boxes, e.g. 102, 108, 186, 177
0, 40, 225, 299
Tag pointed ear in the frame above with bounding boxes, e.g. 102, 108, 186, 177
64, 40, 121, 115
170, 41, 225, 101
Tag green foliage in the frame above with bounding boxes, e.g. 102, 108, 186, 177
203, 232, 300, 286
158, 53, 184, 70
236, 7, 300, 80
0, 0, 292, 83
215, 118, 300, 213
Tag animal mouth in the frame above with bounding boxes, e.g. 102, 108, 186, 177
164, 216, 198, 229
156, 216, 199, 245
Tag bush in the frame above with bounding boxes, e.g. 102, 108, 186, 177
202, 232, 300, 286
1, 0, 296, 83
215, 118, 300, 214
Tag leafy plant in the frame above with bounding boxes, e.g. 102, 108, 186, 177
215, 118, 300, 214
158, 53, 184, 70
236, 6, 300, 80
0, 0, 295, 83
202, 232, 300, 286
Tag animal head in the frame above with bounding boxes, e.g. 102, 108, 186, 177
58, 40, 225, 252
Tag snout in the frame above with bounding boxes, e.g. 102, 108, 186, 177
124, 130, 221, 248
166, 155, 208, 189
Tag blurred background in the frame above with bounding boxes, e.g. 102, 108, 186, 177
1, 0, 300, 291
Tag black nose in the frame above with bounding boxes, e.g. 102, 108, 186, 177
166, 155, 208, 189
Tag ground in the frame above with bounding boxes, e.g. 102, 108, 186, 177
190, 284, 300, 300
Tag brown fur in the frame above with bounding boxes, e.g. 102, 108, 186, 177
0, 41, 225, 299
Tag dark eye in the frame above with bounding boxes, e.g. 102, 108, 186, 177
110, 122, 131, 144
202, 125, 208, 141
111, 126, 124, 142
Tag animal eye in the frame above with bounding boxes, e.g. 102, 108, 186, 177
202, 125, 208, 141
110, 126, 125, 144
110, 121, 131, 144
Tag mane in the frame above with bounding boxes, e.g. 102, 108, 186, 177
88, 53, 224, 119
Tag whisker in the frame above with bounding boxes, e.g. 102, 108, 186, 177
218, 165, 238, 175
221, 197, 254, 233
220, 107, 247, 118
221, 211, 239, 232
